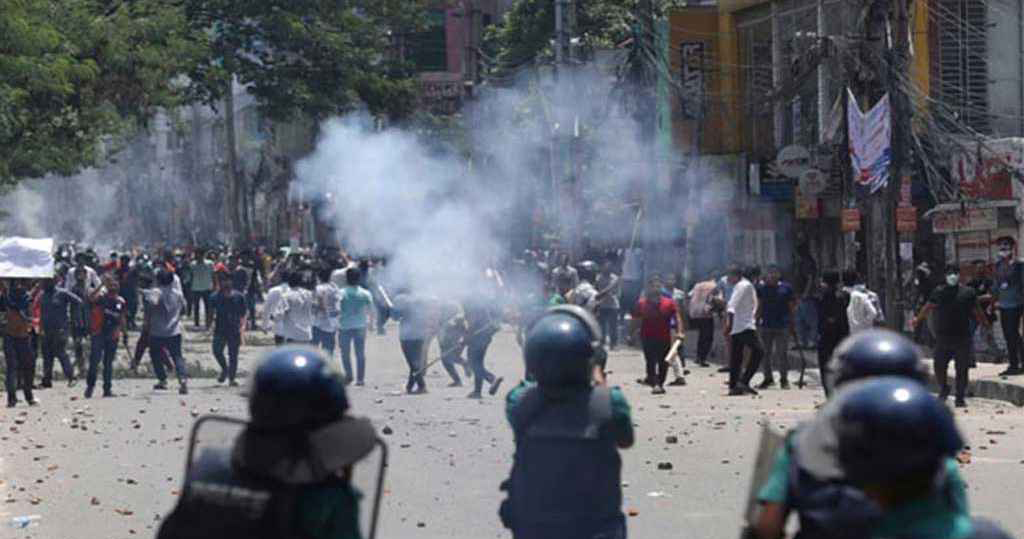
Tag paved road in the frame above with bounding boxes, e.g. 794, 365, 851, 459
3, 325, 1024, 539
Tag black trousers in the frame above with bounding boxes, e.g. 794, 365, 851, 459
818, 334, 844, 398
4, 336, 34, 404
41, 329, 74, 384
999, 307, 1023, 369
691, 317, 714, 362
469, 334, 496, 395
729, 329, 763, 389
934, 337, 972, 401
642, 339, 671, 387
192, 290, 213, 327
400, 339, 426, 392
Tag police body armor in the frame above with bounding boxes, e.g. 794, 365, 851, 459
786, 431, 883, 539
786, 430, 961, 539
156, 447, 312, 539
501, 385, 623, 539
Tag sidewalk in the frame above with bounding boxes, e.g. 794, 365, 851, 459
680, 328, 1024, 406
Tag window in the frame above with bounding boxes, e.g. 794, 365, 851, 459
932, 0, 990, 134
409, 10, 448, 72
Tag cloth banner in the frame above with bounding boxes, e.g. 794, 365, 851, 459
0, 237, 54, 278
848, 89, 891, 194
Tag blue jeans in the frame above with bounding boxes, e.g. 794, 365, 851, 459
339, 328, 367, 383
312, 327, 336, 358
212, 331, 241, 381
796, 298, 819, 348
87, 334, 117, 393
469, 334, 495, 395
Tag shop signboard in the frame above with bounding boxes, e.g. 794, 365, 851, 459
841, 208, 861, 232
895, 206, 917, 232
931, 208, 998, 234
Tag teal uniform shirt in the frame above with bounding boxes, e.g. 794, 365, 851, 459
297, 483, 364, 539
757, 445, 971, 539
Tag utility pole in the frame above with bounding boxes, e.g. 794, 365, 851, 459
860, 0, 910, 330
637, 0, 657, 274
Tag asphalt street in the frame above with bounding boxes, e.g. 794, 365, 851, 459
3, 325, 1024, 539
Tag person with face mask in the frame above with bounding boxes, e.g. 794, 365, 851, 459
993, 237, 1024, 375
912, 265, 991, 407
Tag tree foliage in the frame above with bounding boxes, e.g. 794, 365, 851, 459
483, 0, 639, 79
181, 0, 427, 122
0, 0, 203, 183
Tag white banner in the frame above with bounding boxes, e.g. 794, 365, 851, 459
0, 237, 54, 278
848, 89, 892, 194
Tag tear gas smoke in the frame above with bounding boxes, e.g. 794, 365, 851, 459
292, 66, 679, 298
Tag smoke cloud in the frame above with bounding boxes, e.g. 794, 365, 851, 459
292, 64, 681, 298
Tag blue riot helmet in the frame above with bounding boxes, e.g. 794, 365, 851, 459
825, 329, 928, 394
832, 377, 964, 484
524, 305, 606, 386
249, 346, 349, 431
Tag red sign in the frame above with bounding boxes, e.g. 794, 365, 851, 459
841, 209, 861, 232
895, 206, 917, 232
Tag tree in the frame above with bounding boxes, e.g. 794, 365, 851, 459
483, 0, 639, 79
181, 0, 425, 123
0, 0, 203, 183
179, 0, 427, 240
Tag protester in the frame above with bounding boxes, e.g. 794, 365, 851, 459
209, 276, 247, 387
913, 264, 990, 407
338, 267, 374, 386
190, 250, 215, 328
312, 268, 341, 357
37, 276, 77, 388
594, 260, 621, 350
463, 285, 504, 399
631, 274, 684, 395
393, 291, 432, 394
756, 265, 796, 389
844, 269, 881, 334
146, 269, 189, 395
84, 276, 126, 398
688, 271, 719, 367
993, 236, 1024, 375
5, 280, 37, 407
725, 265, 763, 396
817, 270, 850, 398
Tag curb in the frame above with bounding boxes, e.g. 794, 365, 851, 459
691, 337, 1024, 407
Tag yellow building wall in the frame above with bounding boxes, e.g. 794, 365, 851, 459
670, 1, 931, 156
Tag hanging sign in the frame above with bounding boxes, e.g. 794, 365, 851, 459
895, 206, 917, 232
841, 208, 861, 232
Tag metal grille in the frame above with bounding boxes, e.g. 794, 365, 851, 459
933, 0, 991, 134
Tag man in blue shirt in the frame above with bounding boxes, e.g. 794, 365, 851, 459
338, 267, 374, 386
756, 265, 796, 389
210, 278, 247, 386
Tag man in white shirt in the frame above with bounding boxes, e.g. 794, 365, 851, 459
263, 272, 314, 344
844, 270, 880, 334
724, 265, 764, 396
312, 268, 341, 357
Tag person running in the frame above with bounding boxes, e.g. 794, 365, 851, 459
463, 287, 504, 399
393, 291, 432, 394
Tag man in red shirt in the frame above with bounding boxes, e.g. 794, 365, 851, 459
631, 275, 686, 394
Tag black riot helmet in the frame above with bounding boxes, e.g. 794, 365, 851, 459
825, 329, 927, 394
524, 305, 606, 387
249, 346, 349, 431
832, 377, 964, 484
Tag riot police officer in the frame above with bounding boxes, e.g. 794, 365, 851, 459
753, 329, 969, 539
833, 377, 1014, 539
500, 305, 633, 539
157, 346, 383, 539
